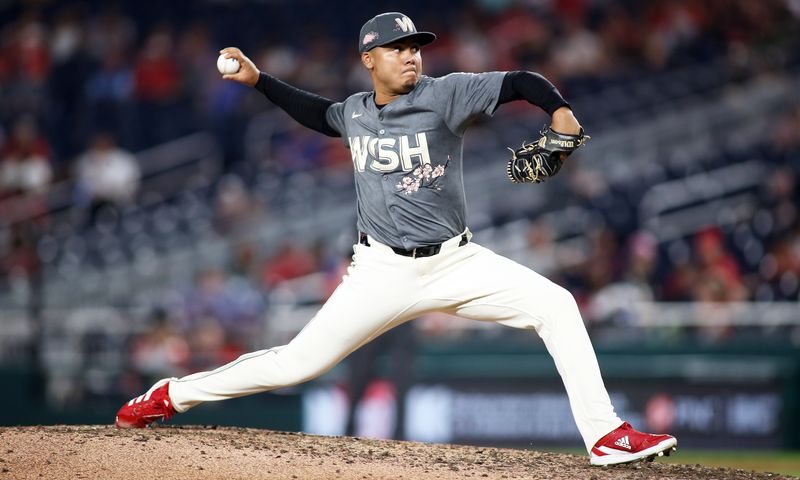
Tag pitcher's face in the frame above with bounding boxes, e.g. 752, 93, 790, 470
364, 38, 422, 95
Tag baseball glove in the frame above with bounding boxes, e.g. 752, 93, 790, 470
506, 126, 590, 184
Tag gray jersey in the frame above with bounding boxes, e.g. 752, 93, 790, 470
326, 72, 505, 249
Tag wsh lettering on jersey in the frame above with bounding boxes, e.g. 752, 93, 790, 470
348, 133, 431, 172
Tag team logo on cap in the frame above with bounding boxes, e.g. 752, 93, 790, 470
394, 16, 415, 32
362, 31, 379, 46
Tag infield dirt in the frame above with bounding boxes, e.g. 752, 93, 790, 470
0, 425, 792, 479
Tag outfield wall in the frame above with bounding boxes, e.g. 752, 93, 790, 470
3, 342, 798, 449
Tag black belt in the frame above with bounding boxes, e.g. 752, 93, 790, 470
359, 232, 469, 258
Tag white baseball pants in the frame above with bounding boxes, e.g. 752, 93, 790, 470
169, 231, 622, 451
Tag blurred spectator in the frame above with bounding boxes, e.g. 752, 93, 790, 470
0, 117, 52, 199
185, 316, 246, 372
450, 14, 493, 73
691, 227, 748, 302
175, 267, 266, 344
486, 5, 552, 72
50, 5, 84, 65
772, 104, 800, 152
0, 117, 51, 309
294, 38, 344, 99
177, 21, 217, 133
642, 0, 706, 68
134, 24, 186, 146
662, 255, 697, 302
84, 47, 135, 146
520, 220, 560, 275
758, 229, 800, 301
74, 131, 141, 223
213, 174, 262, 236
0, 10, 50, 122
553, 0, 589, 22
261, 242, 319, 288
626, 231, 659, 289
587, 231, 657, 326
130, 308, 190, 380
81, 7, 137, 150
48, 4, 96, 160
258, 46, 300, 81
551, 19, 606, 77
761, 166, 798, 239
229, 241, 260, 280
134, 25, 181, 102
85, 7, 136, 62
271, 122, 330, 174
0, 117, 53, 238
689, 227, 748, 342
0, 221, 42, 288
596, 3, 644, 69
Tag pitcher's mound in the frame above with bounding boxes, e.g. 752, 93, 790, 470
0, 425, 790, 479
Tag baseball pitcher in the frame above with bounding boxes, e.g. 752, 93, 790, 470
116, 12, 677, 466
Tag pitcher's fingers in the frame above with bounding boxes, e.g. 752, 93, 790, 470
219, 47, 242, 58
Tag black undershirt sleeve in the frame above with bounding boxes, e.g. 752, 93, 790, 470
497, 71, 570, 116
254, 72, 340, 137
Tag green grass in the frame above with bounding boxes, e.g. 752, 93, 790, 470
660, 450, 800, 478
541, 448, 800, 477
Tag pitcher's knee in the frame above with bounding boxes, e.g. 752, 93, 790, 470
547, 284, 581, 317
291, 362, 328, 384
266, 355, 334, 387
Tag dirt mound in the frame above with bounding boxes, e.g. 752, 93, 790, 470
0, 425, 791, 479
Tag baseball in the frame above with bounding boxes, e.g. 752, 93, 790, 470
217, 54, 240, 75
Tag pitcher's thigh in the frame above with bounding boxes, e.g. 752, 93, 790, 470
442, 244, 579, 330
274, 257, 420, 381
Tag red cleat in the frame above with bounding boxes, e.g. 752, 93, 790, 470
115, 378, 177, 429
590, 422, 677, 466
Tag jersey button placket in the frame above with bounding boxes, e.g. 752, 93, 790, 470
378, 127, 385, 185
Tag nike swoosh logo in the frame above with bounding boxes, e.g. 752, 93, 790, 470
351, 112, 363, 118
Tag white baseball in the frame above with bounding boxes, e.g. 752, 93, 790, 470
217, 55, 240, 75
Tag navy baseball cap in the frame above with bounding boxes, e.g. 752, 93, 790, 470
359, 12, 436, 53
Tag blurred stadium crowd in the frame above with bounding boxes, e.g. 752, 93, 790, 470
0, 0, 799, 400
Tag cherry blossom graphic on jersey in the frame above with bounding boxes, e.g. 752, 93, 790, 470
395, 159, 447, 195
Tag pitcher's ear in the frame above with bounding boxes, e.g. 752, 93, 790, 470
361, 52, 373, 70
